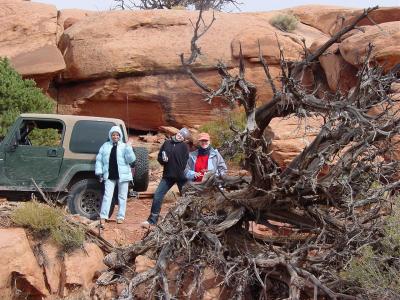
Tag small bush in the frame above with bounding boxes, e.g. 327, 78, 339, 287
12, 202, 62, 235
52, 226, 85, 252
12, 201, 84, 252
270, 14, 299, 32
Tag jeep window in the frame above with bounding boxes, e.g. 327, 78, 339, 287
19, 120, 64, 147
70, 120, 121, 154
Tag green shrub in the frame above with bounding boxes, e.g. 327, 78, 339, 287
199, 109, 246, 166
199, 109, 246, 149
29, 128, 61, 147
12, 201, 85, 252
0, 58, 54, 137
270, 14, 299, 32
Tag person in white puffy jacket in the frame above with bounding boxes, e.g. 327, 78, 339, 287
95, 126, 136, 224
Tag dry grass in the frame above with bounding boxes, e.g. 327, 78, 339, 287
340, 196, 400, 299
52, 225, 85, 252
12, 201, 62, 235
11, 201, 85, 252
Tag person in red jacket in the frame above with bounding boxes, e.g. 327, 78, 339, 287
185, 132, 227, 182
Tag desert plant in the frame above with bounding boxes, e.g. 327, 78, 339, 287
199, 109, 245, 165
341, 197, 400, 299
270, 14, 299, 32
12, 201, 62, 235
52, 225, 85, 252
0, 58, 54, 137
12, 201, 85, 252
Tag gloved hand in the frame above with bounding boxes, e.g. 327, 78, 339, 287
97, 175, 103, 183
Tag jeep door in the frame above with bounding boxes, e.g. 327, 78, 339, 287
4, 119, 65, 186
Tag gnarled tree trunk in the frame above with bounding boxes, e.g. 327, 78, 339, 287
97, 6, 400, 300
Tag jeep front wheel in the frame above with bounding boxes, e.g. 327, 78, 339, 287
67, 179, 102, 220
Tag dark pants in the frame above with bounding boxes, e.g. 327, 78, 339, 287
148, 178, 186, 224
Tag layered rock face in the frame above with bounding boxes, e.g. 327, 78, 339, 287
0, 1, 399, 164
56, 9, 322, 129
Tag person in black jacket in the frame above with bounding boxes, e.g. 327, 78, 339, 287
142, 128, 190, 226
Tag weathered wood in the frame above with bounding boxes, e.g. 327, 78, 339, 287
97, 6, 400, 299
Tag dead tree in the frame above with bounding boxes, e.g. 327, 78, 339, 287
113, 0, 241, 10
97, 6, 400, 299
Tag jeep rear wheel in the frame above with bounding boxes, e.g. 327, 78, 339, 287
67, 178, 102, 220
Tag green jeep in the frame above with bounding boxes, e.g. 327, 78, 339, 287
0, 113, 149, 219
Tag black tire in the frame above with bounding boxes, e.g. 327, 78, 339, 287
132, 147, 149, 192
67, 178, 102, 220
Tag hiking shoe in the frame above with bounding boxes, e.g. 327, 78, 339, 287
140, 220, 154, 228
116, 219, 124, 224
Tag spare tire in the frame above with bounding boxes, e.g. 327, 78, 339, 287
132, 147, 149, 192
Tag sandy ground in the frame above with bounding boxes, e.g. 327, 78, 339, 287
100, 197, 175, 246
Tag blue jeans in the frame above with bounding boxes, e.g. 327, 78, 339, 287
148, 178, 186, 224
100, 179, 129, 220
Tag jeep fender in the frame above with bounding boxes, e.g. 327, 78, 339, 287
55, 163, 95, 191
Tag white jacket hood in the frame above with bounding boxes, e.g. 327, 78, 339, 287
108, 126, 123, 143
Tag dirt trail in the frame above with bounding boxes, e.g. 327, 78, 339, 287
100, 182, 179, 246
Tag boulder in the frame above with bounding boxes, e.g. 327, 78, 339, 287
0, 228, 48, 298
288, 5, 356, 35
339, 22, 400, 72
310, 40, 358, 92
267, 116, 323, 167
10, 45, 65, 77
331, 7, 400, 34
58, 10, 306, 81
64, 242, 106, 290
56, 9, 98, 42
289, 6, 400, 36
0, 1, 58, 58
232, 21, 328, 63
0, 1, 64, 92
